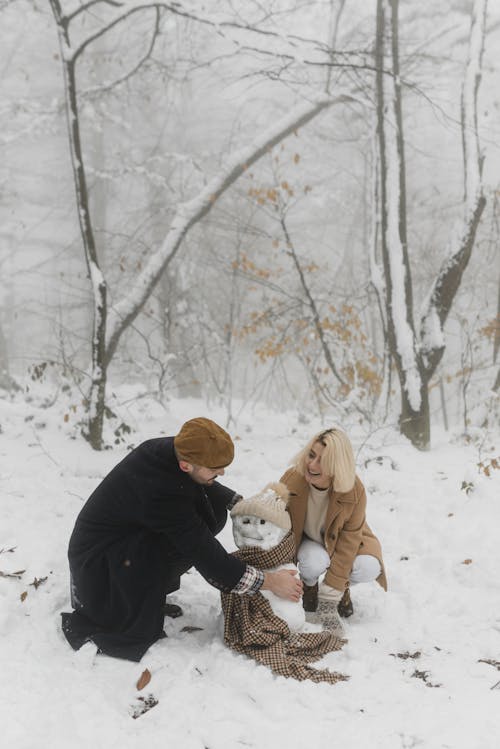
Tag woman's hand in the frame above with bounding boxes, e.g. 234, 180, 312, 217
261, 570, 303, 601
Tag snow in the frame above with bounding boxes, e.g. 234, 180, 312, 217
420, 303, 445, 361
1, 388, 499, 748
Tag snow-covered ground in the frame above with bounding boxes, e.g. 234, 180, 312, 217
1, 387, 499, 749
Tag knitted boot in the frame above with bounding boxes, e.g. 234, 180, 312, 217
317, 599, 344, 637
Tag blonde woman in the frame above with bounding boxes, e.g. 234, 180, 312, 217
280, 428, 387, 629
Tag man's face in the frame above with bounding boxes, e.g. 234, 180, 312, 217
183, 463, 225, 486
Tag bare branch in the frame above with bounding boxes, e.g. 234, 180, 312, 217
81, 7, 161, 96
105, 94, 354, 362
279, 214, 347, 389
66, 0, 123, 24
64, 0, 387, 76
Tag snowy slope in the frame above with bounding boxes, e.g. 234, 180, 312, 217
0, 390, 499, 749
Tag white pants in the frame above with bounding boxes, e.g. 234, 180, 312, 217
297, 536, 381, 587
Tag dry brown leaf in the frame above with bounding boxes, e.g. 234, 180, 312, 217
462, 558, 473, 565
0, 569, 25, 579
131, 694, 158, 719
29, 576, 48, 589
136, 668, 151, 691
20, 591, 28, 602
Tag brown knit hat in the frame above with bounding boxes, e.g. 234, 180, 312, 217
174, 417, 234, 469
231, 482, 291, 530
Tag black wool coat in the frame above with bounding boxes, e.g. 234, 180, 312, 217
61, 437, 245, 661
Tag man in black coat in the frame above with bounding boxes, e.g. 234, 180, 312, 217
61, 417, 302, 661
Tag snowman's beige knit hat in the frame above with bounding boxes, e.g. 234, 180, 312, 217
231, 482, 291, 531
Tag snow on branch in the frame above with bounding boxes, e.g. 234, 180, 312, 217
378, 0, 422, 413
462, 0, 487, 211
105, 94, 351, 358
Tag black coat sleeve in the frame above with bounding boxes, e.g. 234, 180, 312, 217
204, 480, 237, 507
142, 481, 245, 592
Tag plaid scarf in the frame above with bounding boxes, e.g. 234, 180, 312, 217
221, 532, 348, 685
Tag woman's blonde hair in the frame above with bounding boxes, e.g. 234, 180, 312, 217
293, 428, 356, 492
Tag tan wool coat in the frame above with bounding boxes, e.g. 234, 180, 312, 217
280, 468, 387, 592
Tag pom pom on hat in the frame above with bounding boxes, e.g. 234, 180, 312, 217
231, 482, 291, 531
174, 417, 234, 468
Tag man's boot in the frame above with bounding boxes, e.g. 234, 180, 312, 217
302, 582, 318, 612
337, 587, 354, 618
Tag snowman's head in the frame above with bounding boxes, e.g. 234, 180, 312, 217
231, 482, 291, 551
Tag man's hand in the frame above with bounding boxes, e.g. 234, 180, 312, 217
261, 569, 303, 602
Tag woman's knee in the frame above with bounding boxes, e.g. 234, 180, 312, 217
350, 554, 381, 585
297, 538, 330, 585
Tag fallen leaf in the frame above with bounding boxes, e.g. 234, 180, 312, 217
29, 576, 48, 589
131, 694, 158, 719
411, 669, 441, 688
136, 668, 151, 691
20, 591, 28, 602
478, 658, 500, 671
462, 559, 473, 565
0, 569, 25, 579
390, 651, 421, 660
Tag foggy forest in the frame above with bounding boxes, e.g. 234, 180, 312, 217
2, 0, 499, 449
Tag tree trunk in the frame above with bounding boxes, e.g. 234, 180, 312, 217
420, 0, 487, 381
374, 0, 487, 448
84, 263, 107, 450
51, 0, 347, 448
399, 377, 430, 448
49, 0, 108, 449
375, 0, 429, 448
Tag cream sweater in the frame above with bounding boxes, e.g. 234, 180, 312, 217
303, 485, 329, 545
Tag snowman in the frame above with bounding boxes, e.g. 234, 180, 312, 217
230, 482, 306, 631
222, 483, 346, 684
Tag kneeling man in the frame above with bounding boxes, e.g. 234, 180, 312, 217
61, 417, 302, 661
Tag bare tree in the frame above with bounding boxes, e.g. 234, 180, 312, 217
48, 0, 354, 448
374, 0, 488, 448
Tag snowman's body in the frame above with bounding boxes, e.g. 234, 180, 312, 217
232, 513, 306, 631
